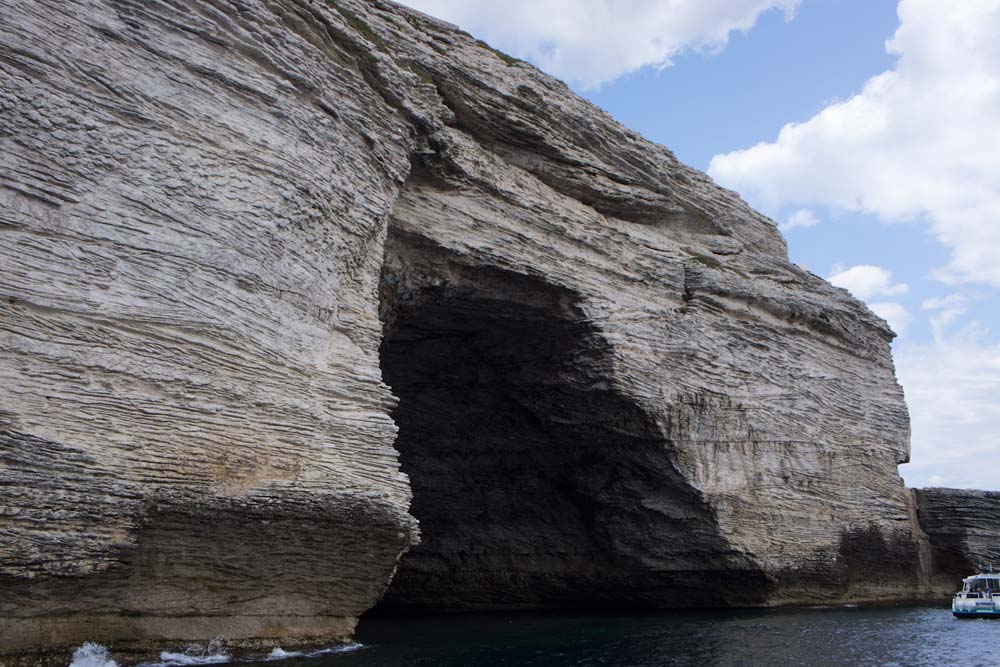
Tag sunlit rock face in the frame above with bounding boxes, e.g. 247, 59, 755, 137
1, 0, 924, 661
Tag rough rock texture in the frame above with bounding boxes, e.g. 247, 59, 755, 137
1, 0, 418, 660
0, 0, 939, 662
913, 488, 1000, 590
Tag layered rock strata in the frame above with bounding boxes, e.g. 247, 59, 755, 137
0, 0, 939, 662
913, 488, 1000, 590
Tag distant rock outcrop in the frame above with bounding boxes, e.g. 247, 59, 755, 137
0, 0, 971, 663
913, 488, 1000, 586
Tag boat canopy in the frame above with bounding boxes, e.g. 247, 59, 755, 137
963, 575, 1000, 592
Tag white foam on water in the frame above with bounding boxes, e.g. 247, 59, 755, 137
137, 640, 231, 667
152, 652, 231, 666
267, 643, 366, 661
71, 639, 364, 667
69, 643, 119, 667
306, 643, 364, 657
266, 648, 303, 660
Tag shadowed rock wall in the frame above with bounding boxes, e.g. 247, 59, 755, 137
375, 227, 769, 612
0, 0, 935, 662
913, 488, 1000, 591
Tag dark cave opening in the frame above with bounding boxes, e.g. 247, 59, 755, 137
372, 229, 769, 613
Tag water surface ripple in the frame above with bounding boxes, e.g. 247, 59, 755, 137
252, 605, 1000, 667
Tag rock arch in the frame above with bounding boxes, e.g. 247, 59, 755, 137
373, 184, 769, 612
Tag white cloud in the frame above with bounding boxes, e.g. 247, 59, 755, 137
922, 292, 969, 341
826, 265, 910, 333
397, 0, 799, 88
828, 264, 909, 301
921, 293, 968, 311
870, 302, 912, 335
779, 208, 819, 232
896, 333, 1000, 489
708, 0, 1000, 287
896, 302, 997, 488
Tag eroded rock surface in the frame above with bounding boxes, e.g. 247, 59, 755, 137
1, 0, 418, 660
0, 0, 938, 662
914, 488, 1000, 590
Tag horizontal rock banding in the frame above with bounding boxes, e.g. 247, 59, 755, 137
1, 0, 979, 663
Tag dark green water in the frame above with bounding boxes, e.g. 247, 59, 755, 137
258, 605, 1000, 667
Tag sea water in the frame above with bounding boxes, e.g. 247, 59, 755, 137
72, 605, 1000, 667
254, 605, 998, 667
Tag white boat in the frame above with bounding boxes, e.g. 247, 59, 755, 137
953, 569, 1000, 618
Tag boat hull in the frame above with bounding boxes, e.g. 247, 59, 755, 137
954, 609, 1000, 618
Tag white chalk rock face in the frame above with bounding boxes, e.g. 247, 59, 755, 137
0, 0, 927, 662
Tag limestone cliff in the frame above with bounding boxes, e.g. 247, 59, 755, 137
0, 0, 929, 663
913, 488, 1000, 590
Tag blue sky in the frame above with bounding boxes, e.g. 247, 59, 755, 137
583, 0, 900, 172
398, 0, 1000, 490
